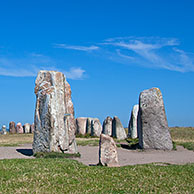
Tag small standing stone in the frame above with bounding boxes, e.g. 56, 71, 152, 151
128, 105, 140, 139
1, 125, 7, 135
76, 117, 87, 135
139, 87, 173, 150
23, 123, 31, 133
112, 116, 127, 140
30, 123, 34, 133
102, 116, 112, 136
91, 119, 102, 137
99, 134, 119, 167
9, 121, 16, 134
86, 117, 93, 134
16, 123, 23, 134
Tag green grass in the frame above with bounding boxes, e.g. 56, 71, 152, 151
34, 152, 81, 158
0, 158, 194, 193
170, 127, 194, 151
76, 139, 99, 146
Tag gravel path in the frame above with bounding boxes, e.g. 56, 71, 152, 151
0, 144, 194, 166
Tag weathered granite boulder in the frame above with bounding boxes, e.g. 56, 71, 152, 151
33, 70, 77, 154
128, 105, 139, 139
112, 116, 127, 140
16, 123, 23, 134
99, 134, 119, 167
76, 117, 87, 135
86, 117, 93, 134
9, 121, 16, 134
1, 125, 7, 135
23, 123, 31, 133
102, 116, 112, 136
91, 118, 102, 137
30, 123, 34, 133
139, 87, 173, 150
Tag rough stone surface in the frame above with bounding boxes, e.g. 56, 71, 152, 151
102, 116, 112, 136
23, 123, 31, 133
9, 121, 16, 134
99, 134, 119, 167
112, 116, 127, 140
16, 123, 23, 134
128, 105, 140, 139
76, 117, 87, 135
91, 119, 102, 137
33, 70, 77, 154
139, 87, 173, 150
1, 125, 7, 135
86, 117, 93, 134
30, 124, 34, 133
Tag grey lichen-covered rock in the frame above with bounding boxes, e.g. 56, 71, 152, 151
76, 117, 87, 135
16, 123, 23, 134
99, 134, 119, 167
128, 105, 139, 139
139, 87, 173, 150
112, 116, 127, 140
9, 121, 16, 134
23, 123, 31, 133
91, 118, 102, 137
86, 117, 93, 134
102, 116, 112, 136
30, 123, 34, 133
1, 125, 7, 135
33, 70, 77, 154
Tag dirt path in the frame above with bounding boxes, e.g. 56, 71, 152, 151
0, 144, 194, 166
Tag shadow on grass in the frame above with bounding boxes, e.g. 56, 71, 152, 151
16, 149, 33, 156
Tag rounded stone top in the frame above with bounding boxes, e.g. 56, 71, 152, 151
139, 87, 164, 108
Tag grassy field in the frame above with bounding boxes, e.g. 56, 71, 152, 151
0, 128, 194, 193
0, 158, 194, 193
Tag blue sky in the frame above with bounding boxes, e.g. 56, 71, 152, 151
0, 0, 194, 127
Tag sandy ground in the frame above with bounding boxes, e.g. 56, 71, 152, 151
0, 144, 194, 166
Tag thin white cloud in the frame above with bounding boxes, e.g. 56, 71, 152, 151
100, 37, 194, 72
0, 55, 86, 80
54, 44, 99, 51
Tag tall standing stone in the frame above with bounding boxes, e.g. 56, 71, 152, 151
128, 105, 139, 139
9, 121, 16, 134
16, 123, 24, 134
76, 117, 87, 135
91, 118, 102, 137
33, 70, 77, 154
99, 134, 119, 167
112, 116, 127, 140
102, 116, 112, 136
86, 117, 93, 135
139, 87, 173, 150
23, 123, 31, 133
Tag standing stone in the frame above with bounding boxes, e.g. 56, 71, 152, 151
128, 105, 139, 139
86, 117, 93, 135
99, 134, 119, 167
64, 80, 77, 153
102, 116, 112, 136
112, 116, 127, 140
91, 119, 102, 137
9, 121, 16, 134
139, 87, 173, 150
33, 70, 77, 154
16, 123, 23, 134
30, 123, 34, 133
23, 123, 31, 133
1, 125, 7, 135
76, 117, 87, 135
